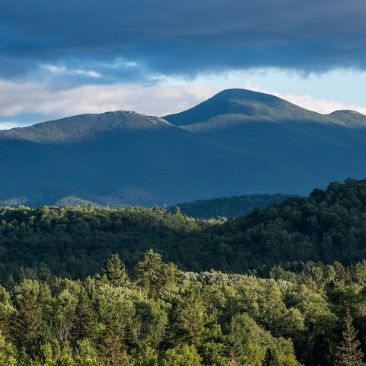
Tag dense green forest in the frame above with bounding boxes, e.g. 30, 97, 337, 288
0, 252, 366, 365
169, 193, 291, 218
1, 178, 366, 280
2, 178, 366, 364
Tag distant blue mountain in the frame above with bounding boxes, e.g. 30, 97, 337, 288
1, 89, 366, 206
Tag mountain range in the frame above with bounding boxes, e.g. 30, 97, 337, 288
1, 88, 366, 206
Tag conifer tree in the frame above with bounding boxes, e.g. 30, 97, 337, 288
70, 291, 96, 346
336, 310, 365, 366
104, 254, 129, 287
135, 250, 165, 293
10, 280, 44, 356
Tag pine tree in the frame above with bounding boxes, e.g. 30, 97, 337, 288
104, 254, 129, 287
135, 250, 165, 293
10, 296, 42, 356
70, 291, 96, 346
336, 310, 365, 366
10, 281, 44, 357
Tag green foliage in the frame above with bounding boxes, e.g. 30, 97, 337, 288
0, 253, 366, 365
70, 291, 96, 346
2, 179, 366, 280
4, 179, 366, 364
161, 344, 202, 366
104, 254, 129, 287
134, 250, 178, 295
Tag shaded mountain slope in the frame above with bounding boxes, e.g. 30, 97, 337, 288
0, 110, 300, 206
1, 89, 366, 206
169, 193, 291, 218
1, 111, 171, 143
163, 88, 355, 127
165, 89, 366, 196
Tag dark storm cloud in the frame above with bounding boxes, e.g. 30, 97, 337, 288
1, 0, 366, 80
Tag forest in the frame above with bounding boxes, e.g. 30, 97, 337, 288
1, 178, 366, 280
0, 251, 366, 365
1, 178, 366, 364
168, 193, 290, 219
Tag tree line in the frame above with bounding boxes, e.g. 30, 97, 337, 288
1, 178, 366, 280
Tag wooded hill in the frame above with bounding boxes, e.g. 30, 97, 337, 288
1, 178, 366, 280
169, 193, 291, 218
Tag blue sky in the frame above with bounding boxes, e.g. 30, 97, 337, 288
1, 0, 366, 128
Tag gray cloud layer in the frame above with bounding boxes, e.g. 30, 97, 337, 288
1, 0, 366, 80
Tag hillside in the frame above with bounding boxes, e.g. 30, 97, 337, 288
2, 178, 366, 279
169, 193, 291, 218
1, 89, 366, 206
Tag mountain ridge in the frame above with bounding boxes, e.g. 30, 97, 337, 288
164, 88, 366, 129
0, 110, 173, 143
1, 88, 366, 207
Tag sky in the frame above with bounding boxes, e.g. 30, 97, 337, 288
1, 0, 366, 128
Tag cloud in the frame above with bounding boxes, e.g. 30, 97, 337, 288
0, 120, 22, 130
44, 64, 101, 78
275, 93, 366, 115
1, 0, 366, 80
0, 79, 216, 127
1, 74, 366, 130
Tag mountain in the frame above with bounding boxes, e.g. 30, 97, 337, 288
164, 88, 335, 127
165, 89, 366, 197
1, 111, 172, 143
2, 88, 366, 206
169, 193, 291, 219
0, 108, 296, 206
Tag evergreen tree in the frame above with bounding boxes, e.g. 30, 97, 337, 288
336, 310, 365, 366
135, 250, 166, 293
70, 291, 96, 346
10, 280, 44, 356
104, 254, 129, 287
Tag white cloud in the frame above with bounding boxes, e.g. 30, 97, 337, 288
0, 79, 216, 127
44, 64, 101, 78
75, 69, 101, 78
45, 65, 67, 73
0, 121, 21, 130
1, 69, 366, 129
274, 92, 366, 115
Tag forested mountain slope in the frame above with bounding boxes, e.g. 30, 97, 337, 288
169, 193, 291, 218
2, 178, 366, 279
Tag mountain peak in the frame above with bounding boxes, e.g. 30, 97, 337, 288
330, 109, 364, 116
0, 110, 172, 143
164, 88, 323, 127
211, 88, 281, 101
328, 109, 366, 127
